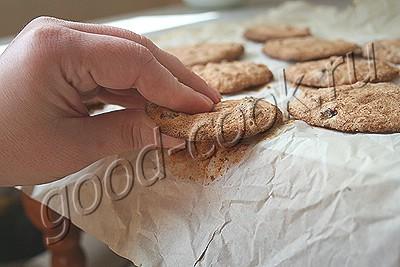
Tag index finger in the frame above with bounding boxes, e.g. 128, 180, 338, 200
28, 17, 221, 103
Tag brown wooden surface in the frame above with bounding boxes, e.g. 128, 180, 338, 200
21, 193, 86, 267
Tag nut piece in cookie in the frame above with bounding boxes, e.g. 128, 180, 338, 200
286, 56, 399, 88
362, 39, 400, 64
263, 36, 359, 62
167, 42, 244, 66
145, 98, 282, 142
288, 82, 400, 133
191, 61, 273, 94
244, 24, 311, 43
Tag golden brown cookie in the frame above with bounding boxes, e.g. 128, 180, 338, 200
288, 82, 400, 133
263, 36, 360, 62
286, 56, 399, 88
164, 110, 284, 184
191, 61, 273, 94
146, 98, 281, 142
362, 39, 400, 64
167, 42, 244, 66
244, 24, 311, 43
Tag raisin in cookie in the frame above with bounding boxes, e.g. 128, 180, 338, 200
288, 82, 400, 133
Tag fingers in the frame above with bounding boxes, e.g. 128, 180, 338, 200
63, 30, 213, 113
62, 21, 221, 103
25, 17, 221, 103
63, 109, 184, 169
135, 54, 215, 113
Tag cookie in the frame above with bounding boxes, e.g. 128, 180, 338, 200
244, 24, 311, 43
167, 42, 244, 66
164, 110, 283, 184
286, 56, 399, 87
146, 98, 281, 142
288, 82, 400, 133
191, 61, 273, 94
263, 36, 360, 62
362, 39, 400, 64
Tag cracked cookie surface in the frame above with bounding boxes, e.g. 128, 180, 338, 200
288, 82, 400, 133
362, 39, 400, 64
146, 98, 281, 141
286, 56, 399, 87
192, 61, 273, 94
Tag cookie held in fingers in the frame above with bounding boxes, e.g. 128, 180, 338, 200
244, 24, 311, 43
286, 56, 399, 88
362, 39, 400, 64
288, 82, 400, 133
164, 109, 284, 184
167, 42, 245, 66
263, 36, 360, 62
145, 98, 282, 142
191, 61, 273, 94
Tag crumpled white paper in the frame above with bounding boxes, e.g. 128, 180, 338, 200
23, 1, 400, 266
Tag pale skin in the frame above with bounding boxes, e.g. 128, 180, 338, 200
0, 17, 221, 186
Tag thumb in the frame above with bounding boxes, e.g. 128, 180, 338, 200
64, 109, 184, 168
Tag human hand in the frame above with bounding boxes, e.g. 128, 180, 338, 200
0, 17, 220, 186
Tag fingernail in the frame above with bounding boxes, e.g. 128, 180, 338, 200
209, 86, 221, 103
199, 94, 214, 109
215, 90, 222, 102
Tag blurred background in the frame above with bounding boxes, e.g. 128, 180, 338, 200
0, 0, 180, 38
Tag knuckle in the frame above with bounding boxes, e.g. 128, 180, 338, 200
27, 25, 70, 58
29, 25, 64, 43
24, 17, 65, 37
28, 16, 59, 28
136, 44, 154, 66
137, 34, 154, 49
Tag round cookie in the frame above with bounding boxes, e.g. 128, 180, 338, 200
167, 42, 244, 66
288, 82, 400, 133
146, 98, 281, 141
244, 24, 310, 43
191, 61, 273, 94
263, 36, 360, 62
362, 39, 400, 64
286, 56, 399, 87
164, 110, 284, 184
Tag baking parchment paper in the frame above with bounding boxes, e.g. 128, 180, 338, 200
22, 1, 400, 266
